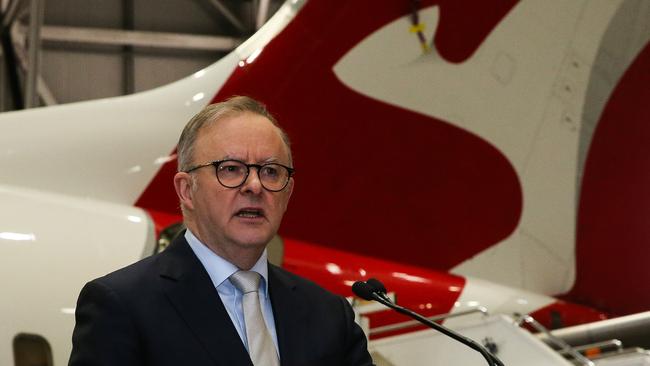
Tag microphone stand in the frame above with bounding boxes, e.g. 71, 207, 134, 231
355, 281, 505, 366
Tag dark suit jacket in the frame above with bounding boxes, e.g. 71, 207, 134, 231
68, 234, 374, 366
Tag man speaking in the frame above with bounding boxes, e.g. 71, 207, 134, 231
69, 96, 374, 366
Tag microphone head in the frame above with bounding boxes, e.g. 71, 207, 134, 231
366, 278, 387, 294
352, 281, 376, 301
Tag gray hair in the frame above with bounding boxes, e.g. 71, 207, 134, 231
176, 95, 292, 172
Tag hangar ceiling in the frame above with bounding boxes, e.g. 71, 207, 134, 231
0, 0, 283, 111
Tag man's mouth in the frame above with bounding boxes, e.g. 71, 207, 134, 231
235, 208, 264, 218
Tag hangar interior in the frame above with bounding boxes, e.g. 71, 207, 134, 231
0, 0, 283, 111
2, 1, 650, 365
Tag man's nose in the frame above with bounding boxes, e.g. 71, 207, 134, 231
240, 168, 263, 194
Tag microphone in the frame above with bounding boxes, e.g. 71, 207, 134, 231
366, 278, 392, 302
352, 279, 505, 366
351, 281, 376, 301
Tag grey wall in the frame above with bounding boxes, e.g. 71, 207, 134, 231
40, 0, 229, 104
0, 0, 282, 109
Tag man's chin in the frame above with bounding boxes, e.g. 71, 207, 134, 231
232, 233, 273, 250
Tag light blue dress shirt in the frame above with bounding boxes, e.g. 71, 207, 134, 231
185, 230, 280, 357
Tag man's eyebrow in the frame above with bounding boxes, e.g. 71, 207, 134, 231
260, 157, 280, 163
220, 155, 281, 164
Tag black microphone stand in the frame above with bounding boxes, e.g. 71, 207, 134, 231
354, 280, 505, 366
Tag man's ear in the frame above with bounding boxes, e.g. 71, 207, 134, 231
281, 177, 294, 212
174, 172, 195, 211
286, 177, 294, 199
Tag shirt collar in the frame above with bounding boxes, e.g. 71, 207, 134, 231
185, 229, 270, 298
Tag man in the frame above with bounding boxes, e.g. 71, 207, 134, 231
69, 96, 374, 366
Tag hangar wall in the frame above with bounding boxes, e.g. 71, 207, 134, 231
0, 0, 282, 109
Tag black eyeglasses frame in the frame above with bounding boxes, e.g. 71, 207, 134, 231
184, 159, 295, 192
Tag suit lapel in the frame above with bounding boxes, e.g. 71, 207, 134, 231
157, 234, 251, 366
268, 265, 309, 366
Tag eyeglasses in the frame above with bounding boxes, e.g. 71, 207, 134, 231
185, 159, 295, 192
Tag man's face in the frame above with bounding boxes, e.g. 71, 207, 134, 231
178, 112, 293, 258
